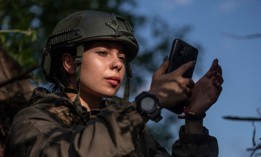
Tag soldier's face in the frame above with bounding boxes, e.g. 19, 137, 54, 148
79, 41, 126, 98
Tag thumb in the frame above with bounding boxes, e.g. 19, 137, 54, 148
153, 56, 169, 78
205, 58, 218, 78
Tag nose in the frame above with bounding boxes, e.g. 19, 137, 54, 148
110, 54, 123, 72
110, 59, 123, 72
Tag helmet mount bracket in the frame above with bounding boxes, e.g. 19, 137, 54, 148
105, 14, 121, 36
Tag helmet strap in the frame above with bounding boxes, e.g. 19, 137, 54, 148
75, 45, 84, 65
73, 45, 84, 102
123, 62, 132, 101
72, 45, 90, 124
53, 75, 65, 90
53, 75, 78, 94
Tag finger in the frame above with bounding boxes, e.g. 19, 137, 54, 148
212, 62, 222, 76
205, 58, 222, 78
179, 84, 192, 98
186, 79, 195, 89
185, 87, 192, 97
153, 56, 169, 78
205, 59, 217, 78
212, 72, 224, 84
213, 80, 223, 91
175, 61, 196, 76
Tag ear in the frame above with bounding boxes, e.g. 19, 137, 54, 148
62, 53, 76, 74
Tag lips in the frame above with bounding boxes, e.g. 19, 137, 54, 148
105, 76, 120, 87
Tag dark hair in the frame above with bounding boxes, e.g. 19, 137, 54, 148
50, 42, 96, 92
50, 47, 76, 92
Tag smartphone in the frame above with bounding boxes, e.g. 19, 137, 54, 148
166, 39, 198, 78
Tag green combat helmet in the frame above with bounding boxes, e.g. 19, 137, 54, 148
42, 10, 139, 86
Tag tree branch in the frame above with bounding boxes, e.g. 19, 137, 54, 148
0, 29, 35, 36
0, 64, 40, 88
222, 33, 261, 39
223, 116, 261, 121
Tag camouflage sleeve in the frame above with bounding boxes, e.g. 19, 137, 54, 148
133, 128, 171, 157
172, 126, 218, 157
7, 103, 146, 157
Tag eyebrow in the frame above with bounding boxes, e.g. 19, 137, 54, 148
93, 42, 126, 53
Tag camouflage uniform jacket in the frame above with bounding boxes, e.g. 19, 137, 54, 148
4, 87, 218, 157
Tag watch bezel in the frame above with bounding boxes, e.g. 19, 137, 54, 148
140, 96, 157, 113
135, 91, 162, 122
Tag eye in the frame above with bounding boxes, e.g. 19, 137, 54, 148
96, 50, 108, 56
118, 54, 126, 63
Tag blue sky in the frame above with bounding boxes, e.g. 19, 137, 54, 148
131, 0, 261, 156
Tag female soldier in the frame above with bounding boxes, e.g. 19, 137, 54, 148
5, 10, 223, 157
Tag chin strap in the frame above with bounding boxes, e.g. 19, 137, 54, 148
73, 45, 84, 93
54, 45, 89, 124
72, 45, 84, 103
111, 62, 132, 106
72, 45, 90, 125
123, 62, 132, 101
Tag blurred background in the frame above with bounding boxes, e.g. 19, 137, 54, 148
0, 0, 261, 157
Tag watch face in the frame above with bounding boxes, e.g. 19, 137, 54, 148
140, 97, 155, 113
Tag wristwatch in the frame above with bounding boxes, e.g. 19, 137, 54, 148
135, 91, 162, 122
